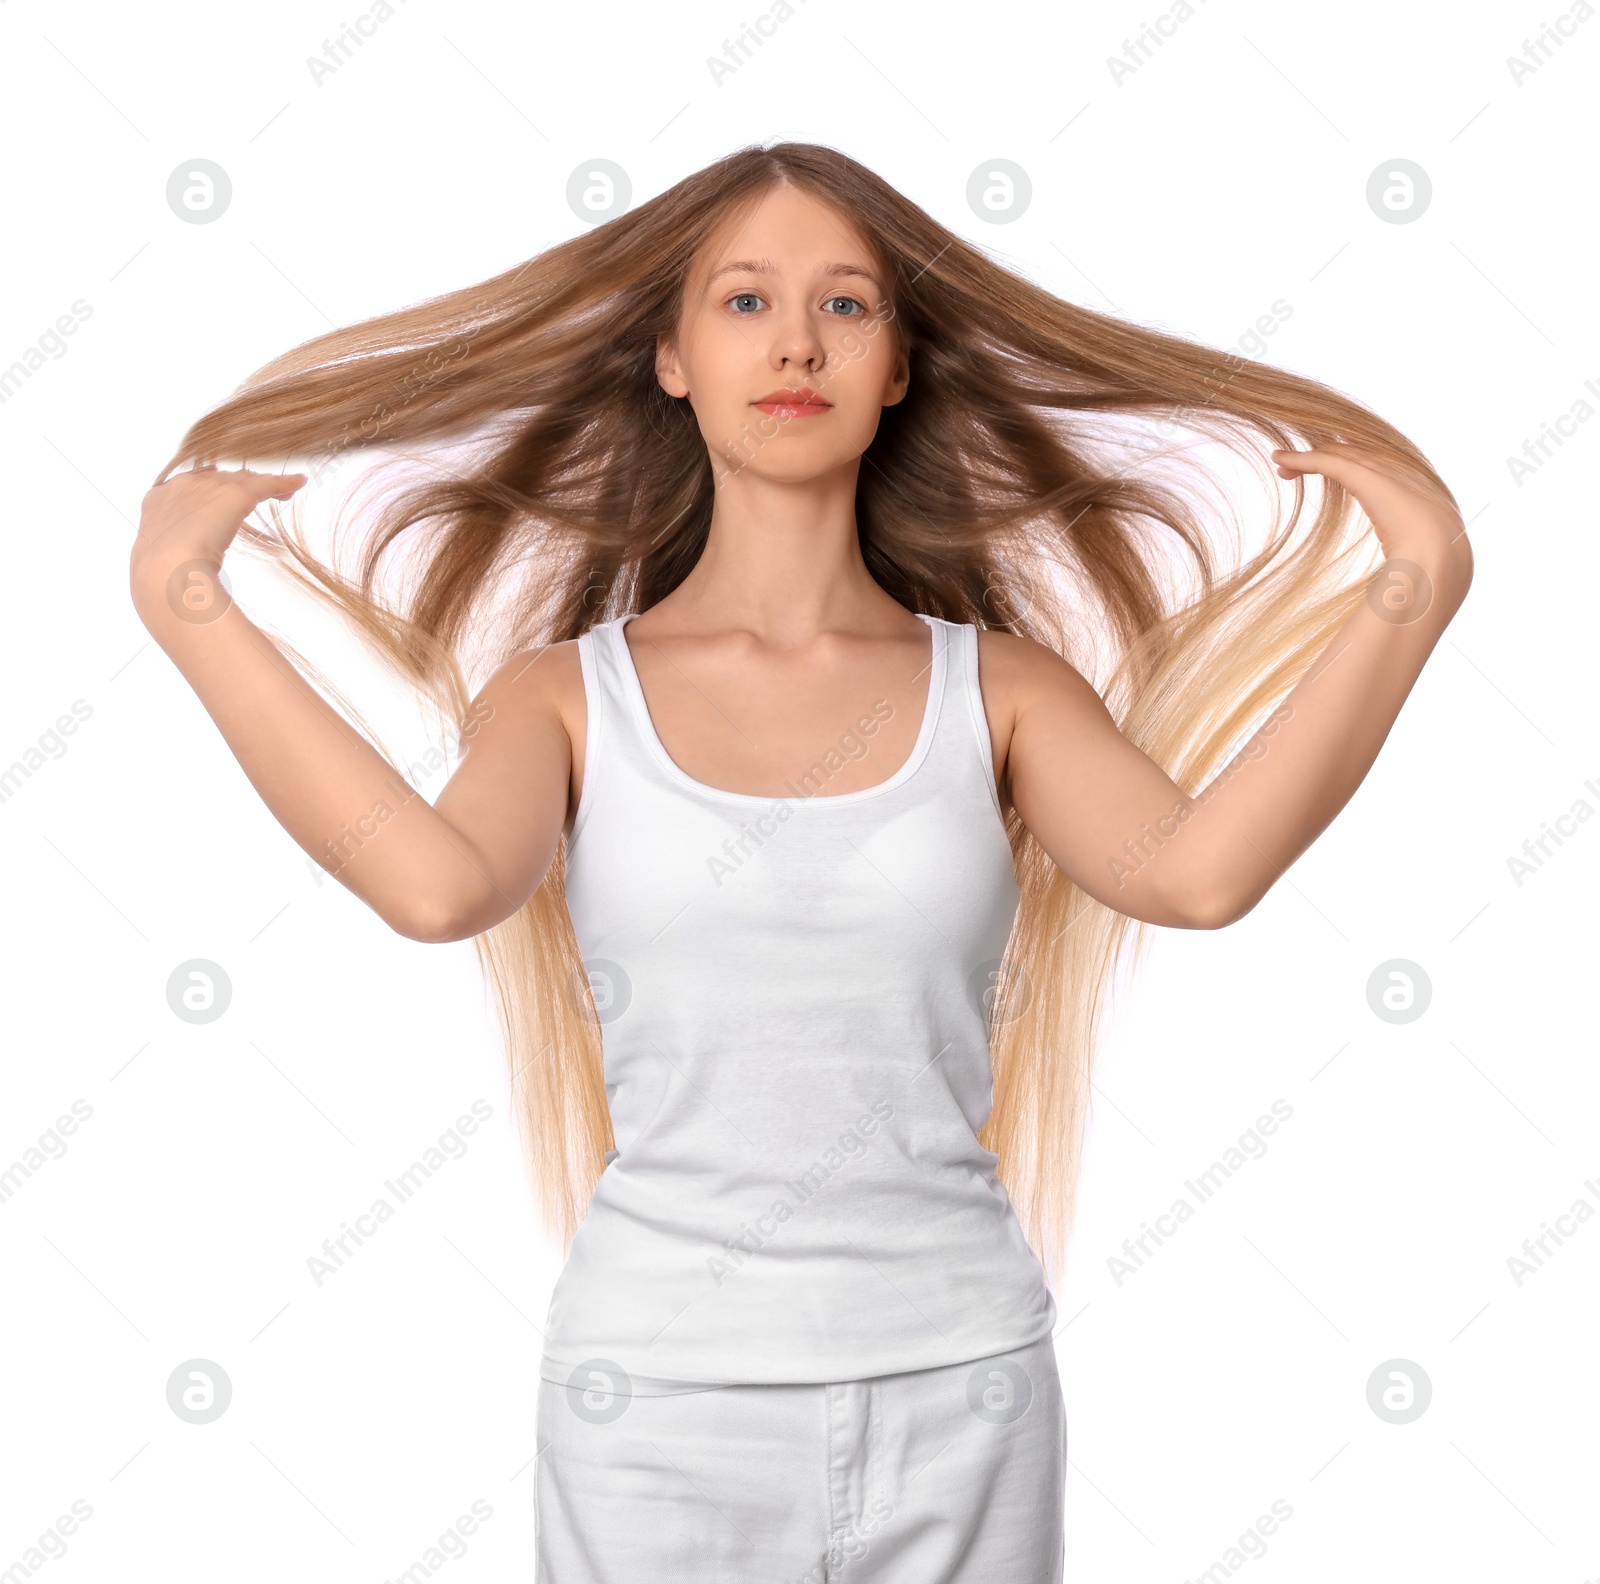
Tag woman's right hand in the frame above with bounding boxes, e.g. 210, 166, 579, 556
130, 464, 307, 611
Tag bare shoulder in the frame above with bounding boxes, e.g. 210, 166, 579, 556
971, 626, 1106, 809
973, 625, 1101, 721
468, 636, 586, 783
474, 636, 584, 727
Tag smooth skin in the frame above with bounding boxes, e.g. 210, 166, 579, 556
130, 182, 1473, 942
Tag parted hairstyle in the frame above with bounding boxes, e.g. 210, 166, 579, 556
162, 139, 1449, 1286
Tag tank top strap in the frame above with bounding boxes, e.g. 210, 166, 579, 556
925, 616, 1006, 822
569, 616, 646, 848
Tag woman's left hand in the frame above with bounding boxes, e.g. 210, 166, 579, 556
1270, 440, 1473, 604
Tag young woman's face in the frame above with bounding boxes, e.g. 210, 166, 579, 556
658, 181, 910, 485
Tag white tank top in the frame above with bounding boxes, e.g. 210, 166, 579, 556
539, 610, 1057, 1392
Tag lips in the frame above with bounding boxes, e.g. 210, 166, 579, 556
753, 387, 832, 416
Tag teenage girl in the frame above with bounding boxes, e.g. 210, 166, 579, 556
130, 144, 1472, 1581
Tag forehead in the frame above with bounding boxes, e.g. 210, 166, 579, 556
690, 183, 884, 285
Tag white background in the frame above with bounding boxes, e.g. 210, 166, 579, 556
1, 0, 1596, 1579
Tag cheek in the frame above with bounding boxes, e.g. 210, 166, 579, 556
691, 326, 765, 402
827, 335, 903, 415
834, 327, 870, 366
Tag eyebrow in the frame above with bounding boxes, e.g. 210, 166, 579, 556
705, 258, 883, 290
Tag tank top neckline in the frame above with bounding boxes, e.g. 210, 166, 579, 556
605, 611, 949, 808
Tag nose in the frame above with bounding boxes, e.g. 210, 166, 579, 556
767, 302, 827, 372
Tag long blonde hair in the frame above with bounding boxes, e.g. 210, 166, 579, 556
163, 139, 1446, 1286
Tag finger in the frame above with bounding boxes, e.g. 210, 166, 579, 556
1271, 447, 1438, 503
172, 464, 300, 485
1272, 446, 1366, 469
1270, 447, 1391, 484
1273, 440, 1408, 472
215, 468, 308, 494
235, 468, 307, 485
150, 472, 305, 532
211, 465, 298, 479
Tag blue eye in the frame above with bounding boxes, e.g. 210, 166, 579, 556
724, 292, 869, 316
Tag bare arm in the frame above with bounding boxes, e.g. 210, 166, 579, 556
129, 466, 576, 941
1002, 441, 1474, 929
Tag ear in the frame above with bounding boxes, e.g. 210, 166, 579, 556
881, 343, 912, 408
656, 333, 689, 399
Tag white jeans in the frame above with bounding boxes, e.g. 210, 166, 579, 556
533, 1334, 1066, 1582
